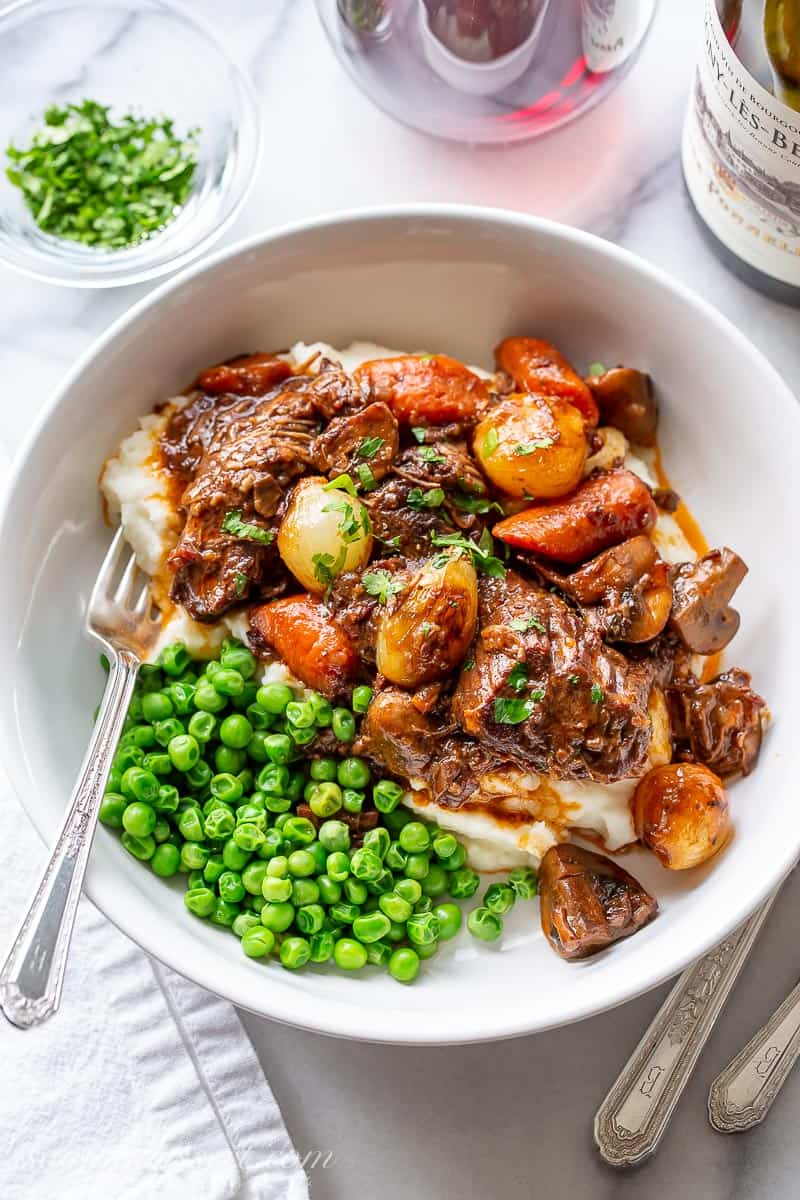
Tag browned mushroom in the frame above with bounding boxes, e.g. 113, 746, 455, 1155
538, 843, 658, 960
669, 548, 747, 654
586, 367, 658, 445
667, 667, 766, 777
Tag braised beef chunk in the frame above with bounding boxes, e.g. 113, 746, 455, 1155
587, 368, 658, 445
450, 570, 656, 782
165, 383, 321, 621
312, 402, 399, 481
306, 357, 363, 420
669, 548, 747, 654
364, 477, 456, 557
667, 668, 766, 778
327, 559, 409, 662
539, 843, 658, 960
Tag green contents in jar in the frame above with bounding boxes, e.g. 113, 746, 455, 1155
6, 99, 198, 249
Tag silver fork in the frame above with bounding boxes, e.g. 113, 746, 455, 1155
0, 529, 159, 1029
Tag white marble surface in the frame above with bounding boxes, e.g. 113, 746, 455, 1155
2, 0, 799, 1196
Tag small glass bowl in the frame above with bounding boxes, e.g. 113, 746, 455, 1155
0, 0, 261, 287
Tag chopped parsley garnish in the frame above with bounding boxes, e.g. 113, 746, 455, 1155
513, 439, 554, 456
591, 683, 604, 704
377, 534, 401, 552
417, 354, 435, 362
234, 572, 248, 597
451, 492, 502, 516
430, 527, 506, 579
357, 436, 384, 460
323, 473, 358, 497
6, 100, 198, 249
494, 695, 541, 725
568, 674, 580, 686
321, 496, 370, 544
362, 570, 403, 605
411, 426, 428, 444
482, 428, 499, 458
420, 622, 433, 639
587, 362, 606, 377
407, 486, 445, 510
221, 510, 275, 545
313, 547, 347, 591
357, 463, 377, 492
464, 658, 475, 671
419, 446, 446, 465
509, 614, 546, 635
506, 663, 528, 693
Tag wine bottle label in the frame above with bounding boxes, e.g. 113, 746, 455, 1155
683, 0, 800, 287
580, 1, 655, 74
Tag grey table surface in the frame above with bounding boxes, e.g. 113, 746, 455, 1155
1, 1, 798, 1196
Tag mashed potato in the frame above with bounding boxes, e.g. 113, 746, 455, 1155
100, 341, 693, 869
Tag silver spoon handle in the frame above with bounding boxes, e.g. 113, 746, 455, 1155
0, 653, 138, 1029
708, 976, 800, 1132
594, 892, 778, 1166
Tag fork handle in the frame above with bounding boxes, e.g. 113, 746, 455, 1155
0, 652, 138, 1028
708, 977, 800, 1131
594, 891, 778, 1166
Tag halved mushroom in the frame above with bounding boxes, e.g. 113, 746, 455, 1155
586, 367, 658, 445
669, 548, 747, 654
538, 843, 658, 960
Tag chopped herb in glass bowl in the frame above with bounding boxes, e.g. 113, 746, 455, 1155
6, 100, 199, 250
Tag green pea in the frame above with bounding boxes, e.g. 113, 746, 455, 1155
266, 855, 289, 878
296, 903, 326, 935
350, 848, 382, 881
247, 893, 266, 914
242, 861, 268, 895
128, 724, 156, 748
231, 912, 260, 939
257, 763, 291, 793
184, 887, 215, 917
154, 784, 180, 814
448, 867, 481, 899
263, 793, 291, 815
236, 802, 266, 826
508, 866, 538, 899
317, 875, 342, 906
342, 788, 364, 814
115, 745, 145, 774
329, 902, 360, 925
210, 898, 241, 928
290, 725, 316, 747
373, 779, 403, 813
99, 793, 127, 828
432, 832, 458, 860
166, 681, 196, 716
194, 681, 228, 713
246, 704, 273, 732
343, 877, 368, 906
178, 807, 205, 842
154, 717, 185, 748
203, 854, 226, 884
242, 926, 275, 958
262, 876, 292, 903
283, 816, 317, 846
180, 842, 209, 872
389, 947, 420, 983
404, 853, 430, 881
484, 882, 515, 915
141, 691, 174, 723
209, 773, 242, 806
185, 760, 213, 791
310, 756, 338, 782
399, 821, 430, 854
434, 902, 462, 941
188, 870, 205, 890
367, 868, 395, 896
351, 685, 373, 714
291, 877, 320, 907
222, 839, 251, 871
261, 901, 295, 933
331, 708, 356, 742
309, 782, 343, 818
212, 668, 244, 697
286, 699, 315, 729
220, 642, 257, 680
151, 843, 181, 877
337, 757, 371, 789
439, 842, 467, 872
122, 800, 156, 839
318, 820, 350, 853
167, 733, 199, 772
139, 664, 163, 692
218, 870, 246, 904
363, 827, 390, 859
257, 682, 293, 714
245, 732, 269, 763
285, 849, 314, 879
407, 911, 440, 946
159, 641, 191, 677
333, 937, 367, 970
120, 831, 154, 861
232, 823, 265, 853
379, 892, 413, 923
467, 906, 503, 942
309, 930, 335, 963
237, 767, 254, 795
394, 877, 422, 905
352, 911, 391, 943
188, 710, 216, 742
415, 940, 439, 960
121, 766, 159, 804
142, 752, 173, 777
385, 920, 407, 943
203, 807, 235, 841
215, 745, 246, 774
421, 863, 449, 898
385, 842, 408, 872
326, 851, 350, 882
365, 939, 392, 966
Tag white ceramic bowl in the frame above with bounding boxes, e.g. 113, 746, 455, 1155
2, 207, 798, 1044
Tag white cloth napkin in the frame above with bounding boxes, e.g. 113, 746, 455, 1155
0, 774, 309, 1200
